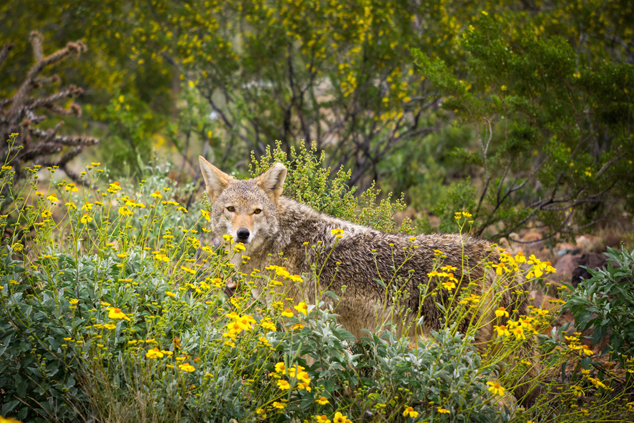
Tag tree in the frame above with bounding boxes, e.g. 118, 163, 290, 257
414, 11, 634, 240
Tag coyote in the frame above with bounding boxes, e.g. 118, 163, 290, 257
199, 157, 538, 401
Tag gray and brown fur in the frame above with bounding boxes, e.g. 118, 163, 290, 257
199, 157, 539, 403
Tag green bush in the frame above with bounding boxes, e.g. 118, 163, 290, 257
413, 12, 634, 240
250, 141, 412, 233
564, 247, 634, 362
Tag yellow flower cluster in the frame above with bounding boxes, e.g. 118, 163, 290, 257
564, 334, 594, 357
265, 265, 303, 283
222, 312, 256, 347
271, 361, 312, 392
427, 268, 458, 291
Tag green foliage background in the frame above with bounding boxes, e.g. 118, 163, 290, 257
1, 0, 633, 235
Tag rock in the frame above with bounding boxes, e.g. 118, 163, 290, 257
575, 234, 603, 252
571, 253, 607, 287
554, 254, 581, 279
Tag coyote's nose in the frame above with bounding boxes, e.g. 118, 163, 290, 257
236, 228, 250, 242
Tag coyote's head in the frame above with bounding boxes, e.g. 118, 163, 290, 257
198, 157, 287, 244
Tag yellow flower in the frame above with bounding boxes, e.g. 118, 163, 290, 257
201, 209, 210, 222
442, 281, 456, 291
0, 416, 23, 422
151, 190, 162, 198
331, 228, 345, 237
403, 406, 419, 418
281, 308, 294, 318
46, 193, 59, 203
261, 320, 277, 332
579, 345, 594, 356
487, 381, 506, 396
315, 415, 331, 423
437, 407, 450, 414
495, 307, 509, 318
315, 396, 329, 405
571, 385, 585, 397
118, 206, 133, 216
277, 379, 291, 390
108, 307, 131, 321
294, 302, 309, 316
80, 214, 92, 224
146, 348, 164, 358
69, 299, 79, 305
178, 363, 195, 372
272, 401, 286, 409
333, 412, 350, 423
275, 362, 286, 374
166, 291, 177, 298
493, 325, 511, 336
104, 324, 116, 330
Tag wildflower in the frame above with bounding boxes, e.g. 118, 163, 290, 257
315, 415, 331, 423
277, 379, 291, 390
510, 326, 526, 340
333, 412, 351, 423
166, 291, 177, 298
281, 308, 294, 317
437, 407, 450, 414
261, 320, 277, 332
495, 307, 509, 318
118, 206, 133, 216
108, 307, 131, 321
181, 266, 196, 275
294, 301, 309, 316
272, 401, 286, 409
104, 324, 117, 330
316, 396, 329, 405
146, 348, 164, 358
258, 336, 271, 347
178, 363, 195, 372
151, 190, 162, 198
571, 385, 585, 397
80, 214, 92, 224
442, 281, 456, 291
46, 193, 59, 204
587, 377, 608, 390
403, 407, 419, 418
579, 345, 594, 356
69, 299, 79, 305
487, 381, 506, 396
331, 228, 345, 238
275, 362, 286, 374
65, 183, 79, 192
42, 210, 52, 218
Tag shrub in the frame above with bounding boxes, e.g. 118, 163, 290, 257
564, 247, 634, 362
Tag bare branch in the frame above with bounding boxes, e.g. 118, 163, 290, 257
0, 43, 14, 68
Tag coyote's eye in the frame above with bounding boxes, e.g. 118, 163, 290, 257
253, 209, 262, 214
226, 206, 235, 212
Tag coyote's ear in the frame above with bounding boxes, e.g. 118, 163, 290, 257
257, 162, 287, 202
199, 156, 233, 202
